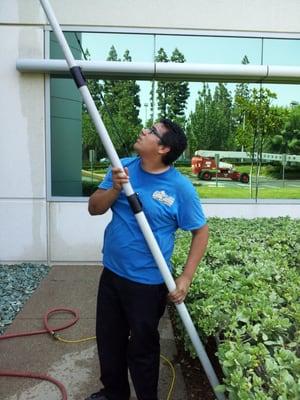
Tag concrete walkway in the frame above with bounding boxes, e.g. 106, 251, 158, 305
0, 265, 187, 400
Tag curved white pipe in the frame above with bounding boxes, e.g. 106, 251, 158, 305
17, 58, 300, 83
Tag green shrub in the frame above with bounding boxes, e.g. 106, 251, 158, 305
172, 217, 300, 399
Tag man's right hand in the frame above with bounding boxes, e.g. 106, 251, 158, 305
112, 167, 129, 191
88, 167, 129, 215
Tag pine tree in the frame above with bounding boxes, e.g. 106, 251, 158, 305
151, 47, 190, 126
187, 82, 233, 155
187, 83, 213, 155
168, 48, 190, 125
233, 55, 253, 151
153, 48, 169, 119
100, 46, 142, 156
82, 49, 105, 160
210, 83, 233, 150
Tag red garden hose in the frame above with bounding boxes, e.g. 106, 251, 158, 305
0, 307, 80, 400
0, 370, 68, 399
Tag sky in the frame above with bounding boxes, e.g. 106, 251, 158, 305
82, 32, 300, 124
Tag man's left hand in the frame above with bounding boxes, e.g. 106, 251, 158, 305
168, 274, 192, 305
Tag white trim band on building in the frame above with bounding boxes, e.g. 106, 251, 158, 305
16, 59, 300, 83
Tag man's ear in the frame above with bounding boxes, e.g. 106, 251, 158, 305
158, 145, 171, 156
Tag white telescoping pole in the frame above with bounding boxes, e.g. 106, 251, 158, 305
39, 1, 225, 399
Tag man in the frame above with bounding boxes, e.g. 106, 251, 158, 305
87, 119, 208, 400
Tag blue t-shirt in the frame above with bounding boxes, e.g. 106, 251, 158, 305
99, 157, 206, 284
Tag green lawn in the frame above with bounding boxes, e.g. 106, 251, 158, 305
82, 169, 105, 180
196, 185, 300, 199
82, 166, 300, 200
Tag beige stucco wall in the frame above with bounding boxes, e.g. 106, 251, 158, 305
1, 0, 300, 34
0, 24, 47, 262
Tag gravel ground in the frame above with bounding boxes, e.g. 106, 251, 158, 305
0, 263, 50, 335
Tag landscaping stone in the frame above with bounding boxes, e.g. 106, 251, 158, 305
0, 263, 50, 335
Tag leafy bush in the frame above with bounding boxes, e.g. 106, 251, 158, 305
172, 217, 300, 399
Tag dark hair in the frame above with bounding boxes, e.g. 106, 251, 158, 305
159, 119, 187, 165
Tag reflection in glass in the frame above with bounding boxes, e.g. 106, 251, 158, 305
263, 38, 300, 66
49, 31, 300, 200
254, 84, 300, 199
82, 32, 154, 62
155, 35, 262, 65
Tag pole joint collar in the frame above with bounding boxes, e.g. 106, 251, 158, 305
70, 66, 86, 88
127, 193, 142, 214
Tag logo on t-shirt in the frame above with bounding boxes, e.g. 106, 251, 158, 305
152, 190, 175, 207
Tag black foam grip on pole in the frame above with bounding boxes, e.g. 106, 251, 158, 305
127, 193, 142, 214
70, 66, 86, 88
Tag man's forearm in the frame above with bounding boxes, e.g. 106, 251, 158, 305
88, 188, 120, 215
182, 224, 209, 281
169, 224, 209, 304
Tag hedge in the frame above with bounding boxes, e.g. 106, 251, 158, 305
172, 217, 300, 399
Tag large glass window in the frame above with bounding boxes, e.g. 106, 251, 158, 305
49, 31, 300, 201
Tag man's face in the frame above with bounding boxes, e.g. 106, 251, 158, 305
133, 123, 168, 156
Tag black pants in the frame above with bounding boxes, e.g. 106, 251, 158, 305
96, 268, 168, 400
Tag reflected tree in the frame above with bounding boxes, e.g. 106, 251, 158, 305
85, 46, 142, 158
101, 46, 142, 156
150, 48, 190, 126
187, 82, 233, 155
82, 49, 105, 160
271, 104, 300, 154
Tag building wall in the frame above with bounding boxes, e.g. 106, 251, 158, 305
2, 0, 300, 33
0, 0, 299, 264
0, 25, 47, 262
